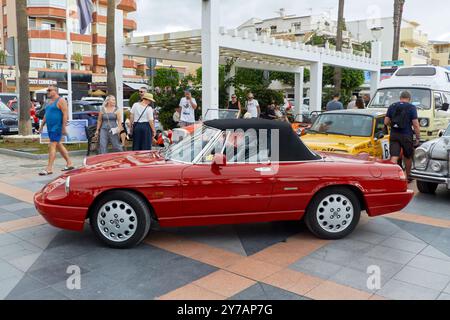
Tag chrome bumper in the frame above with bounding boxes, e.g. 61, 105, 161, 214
410, 170, 450, 189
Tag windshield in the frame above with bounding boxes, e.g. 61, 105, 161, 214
205, 109, 239, 120
73, 103, 99, 112
166, 126, 221, 163
0, 101, 11, 113
369, 88, 431, 110
310, 114, 374, 137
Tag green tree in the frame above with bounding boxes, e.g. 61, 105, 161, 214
72, 52, 83, 70
154, 68, 180, 89
323, 66, 365, 105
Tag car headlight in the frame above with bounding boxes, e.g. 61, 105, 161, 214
414, 148, 428, 169
419, 118, 429, 127
65, 176, 70, 194
430, 161, 442, 172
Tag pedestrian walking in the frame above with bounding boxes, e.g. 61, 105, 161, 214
95, 95, 124, 154
38, 85, 74, 176
326, 93, 344, 111
245, 93, 260, 118
384, 91, 421, 180
347, 95, 357, 109
355, 97, 365, 109
130, 93, 156, 151
228, 94, 242, 112
138, 87, 148, 101
179, 90, 198, 127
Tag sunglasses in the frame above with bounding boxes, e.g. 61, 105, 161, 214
47, 89, 54, 93
139, 91, 146, 94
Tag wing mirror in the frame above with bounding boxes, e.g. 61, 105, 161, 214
211, 153, 227, 170
374, 131, 385, 140
438, 129, 445, 138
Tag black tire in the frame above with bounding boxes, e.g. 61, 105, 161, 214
304, 187, 361, 240
416, 180, 438, 194
90, 190, 151, 248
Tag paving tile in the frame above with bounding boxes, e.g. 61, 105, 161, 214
429, 228, 450, 257
0, 261, 23, 281
192, 270, 256, 297
357, 218, 399, 236
0, 202, 34, 212
0, 275, 22, 299
190, 246, 244, 269
0, 195, 22, 206
306, 280, 372, 300
444, 281, 450, 294
262, 269, 323, 295
438, 293, 450, 300
250, 242, 315, 267
225, 257, 284, 282
289, 256, 343, 279
324, 238, 374, 253
10, 224, 58, 241
309, 246, 357, 266
390, 219, 443, 243
392, 229, 426, 243
28, 261, 89, 286
229, 283, 308, 300
408, 255, 450, 276
377, 279, 440, 300
346, 256, 404, 280
364, 245, 416, 264
0, 212, 21, 223
380, 236, 427, 254
8, 252, 42, 272
420, 245, 450, 262
393, 266, 450, 291
5, 275, 48, 299
330, 267, 384, 293
347, 229, 389, 245
0, 233, 21, 246
11, 286, 70, 300
155, 255, 217, 283
0, 241, 42, 262
13, 208, 38, 219
158, 283, 226, 300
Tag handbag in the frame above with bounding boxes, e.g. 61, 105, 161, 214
105, 106, 120, 135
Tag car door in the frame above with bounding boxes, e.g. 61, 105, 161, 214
181, 131, 274, 217
373, 116, 390, 159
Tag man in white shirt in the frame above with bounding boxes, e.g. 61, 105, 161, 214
179, 90, 198, 127
245, 93, 260, 118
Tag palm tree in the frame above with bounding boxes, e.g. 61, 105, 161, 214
392, 0, 406, 60
16, 0, 31, 136
334, 0, 345, 93
106, 0, 116, 97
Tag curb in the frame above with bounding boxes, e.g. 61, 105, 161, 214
0, 148, 87, 160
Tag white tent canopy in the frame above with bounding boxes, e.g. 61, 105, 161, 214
115, 0, 382, 120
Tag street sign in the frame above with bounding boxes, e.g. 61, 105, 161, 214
381, 60, 405, 67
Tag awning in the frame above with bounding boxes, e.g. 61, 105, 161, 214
124, 82, 148, 90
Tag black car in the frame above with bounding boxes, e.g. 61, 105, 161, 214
72, 100, 101, 126
0, 101, 18, 136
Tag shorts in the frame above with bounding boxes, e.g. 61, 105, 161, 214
48, 131, 63, 143
389, 131, 414, 159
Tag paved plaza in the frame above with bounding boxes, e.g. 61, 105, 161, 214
0, 153, 449, 300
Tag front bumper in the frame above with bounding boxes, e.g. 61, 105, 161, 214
34, 191, 88, 231
410, 170, 450, 189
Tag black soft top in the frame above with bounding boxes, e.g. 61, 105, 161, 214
204, 118, 320, 161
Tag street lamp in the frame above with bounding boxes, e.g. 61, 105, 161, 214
370, 26, 384, 41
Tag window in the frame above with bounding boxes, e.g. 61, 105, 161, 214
434, 92, 443, 109
374, 117, 388, 136
396, 67, 436, 76
270, 25, 277, 33
95, 44, 106, 58
256, 27, 262, 35
291, 22, 301, 31
28, 17, 37, 29
310, 114, 374, 137
369, 88, 432, 110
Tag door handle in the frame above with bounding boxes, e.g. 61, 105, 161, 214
254, 167, 272, 172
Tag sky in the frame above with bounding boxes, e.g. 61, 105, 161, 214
132, 0, 450, 41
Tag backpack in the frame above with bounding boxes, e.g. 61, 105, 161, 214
391, 103, 410, 130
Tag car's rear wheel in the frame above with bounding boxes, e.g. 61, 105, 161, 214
305, 187, 361, 240
90, 190, 151, 248
416, 180, 438, 194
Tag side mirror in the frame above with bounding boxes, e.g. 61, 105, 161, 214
438, 129, 445, 138
374, 131, 385, 140
211, 153, 227, 170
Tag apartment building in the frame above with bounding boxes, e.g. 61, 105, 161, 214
429, 41, 450, 67
346, 17, 431, 66
0, 0, 145, 98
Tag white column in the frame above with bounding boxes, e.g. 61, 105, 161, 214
227, 64, 236, 100
294, 67, 304, 121
115, 9, 124, 116
370, 41, 382, 98
201, 0, 220, 120
309, 61, 323, 112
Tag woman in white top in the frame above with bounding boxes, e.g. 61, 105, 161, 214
130, 93, 156, 151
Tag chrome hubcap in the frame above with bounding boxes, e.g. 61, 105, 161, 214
97, 200, 137, 242
316, 194, 354, 233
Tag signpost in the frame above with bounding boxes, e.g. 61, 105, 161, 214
381, 60, 405, 67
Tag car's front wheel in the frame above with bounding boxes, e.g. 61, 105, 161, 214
416, 180, 438, 194
305, 187, 361, 240
90, 190, 151, 248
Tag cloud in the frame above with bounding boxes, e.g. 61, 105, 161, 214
132, 0, 449, 40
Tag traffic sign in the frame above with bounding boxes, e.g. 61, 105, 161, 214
381, 60, 405, 67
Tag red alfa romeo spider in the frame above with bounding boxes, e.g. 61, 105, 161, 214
34, 119, 414, 248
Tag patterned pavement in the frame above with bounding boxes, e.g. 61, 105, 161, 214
0, 153, 450, 300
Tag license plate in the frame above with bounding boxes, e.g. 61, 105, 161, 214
9, 127, 18, 132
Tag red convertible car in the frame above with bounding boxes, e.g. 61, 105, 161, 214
34, 119, 414, 248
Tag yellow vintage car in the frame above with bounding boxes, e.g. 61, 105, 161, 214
301, 109, 391, 159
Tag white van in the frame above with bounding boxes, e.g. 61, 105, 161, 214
368, 66, 450, 142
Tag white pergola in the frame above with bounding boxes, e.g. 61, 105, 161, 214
114, 0, 381, 120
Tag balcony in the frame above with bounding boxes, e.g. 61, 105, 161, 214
29, 27, 92, 42
401, 28, 428, 47
117, 0, 137, 12
123, 18, 137, 31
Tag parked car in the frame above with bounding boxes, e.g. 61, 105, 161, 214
72, 100, 100, 126
81, 97, 104, 103
7, 99, 40, 131
0, 101, 19, 136
301, 109, 391, 160
0, 93, 18, 107
34, 118, 413, 248
411, 123, 450, 193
